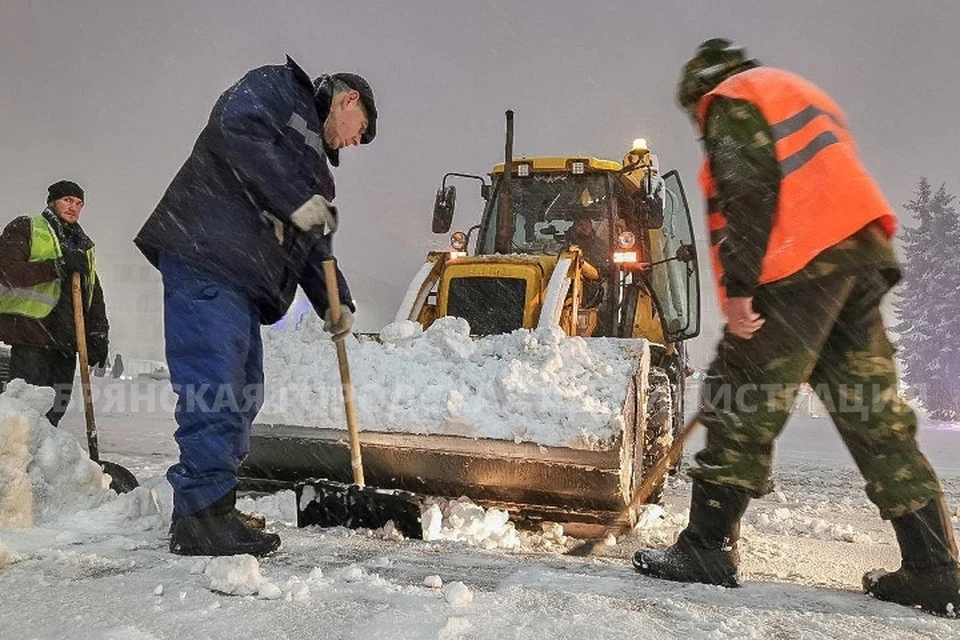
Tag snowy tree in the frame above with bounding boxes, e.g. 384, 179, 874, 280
893, 178, 960, 420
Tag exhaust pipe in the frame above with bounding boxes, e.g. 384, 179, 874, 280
495, 110, 515, 255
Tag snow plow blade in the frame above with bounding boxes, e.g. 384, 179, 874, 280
239, 363, 664, 533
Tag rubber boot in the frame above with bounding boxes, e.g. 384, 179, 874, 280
863, 497, 960, 617
633, 480, 750, 588
170, 490, 280, 557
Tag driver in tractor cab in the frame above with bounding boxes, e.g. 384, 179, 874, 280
566, 204, 612, 335
567, 215, 609, 280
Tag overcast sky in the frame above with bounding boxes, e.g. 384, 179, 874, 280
2, 0, 958, 363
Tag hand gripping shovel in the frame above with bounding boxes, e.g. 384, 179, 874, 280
295, 260, 423, 538
72, 272, 139, 493
566, 416, 701, 557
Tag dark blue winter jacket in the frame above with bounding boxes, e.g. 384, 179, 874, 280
135, 56, 353, 325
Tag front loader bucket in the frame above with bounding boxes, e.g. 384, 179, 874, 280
239, 363, 655, 530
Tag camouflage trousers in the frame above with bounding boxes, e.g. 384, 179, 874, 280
691, 268, 943, 519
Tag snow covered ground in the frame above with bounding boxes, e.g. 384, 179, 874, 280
2, 370, 960, 638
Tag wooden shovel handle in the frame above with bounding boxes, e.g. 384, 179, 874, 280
321, 260, 364, 486
71, 272, 99, 462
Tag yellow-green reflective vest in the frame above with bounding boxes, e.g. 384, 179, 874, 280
0, 215, 97, 318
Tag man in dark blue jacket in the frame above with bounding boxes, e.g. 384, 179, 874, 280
136, 56, 377, 557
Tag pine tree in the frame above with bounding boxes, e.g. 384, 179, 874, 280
893, 178, 960, 420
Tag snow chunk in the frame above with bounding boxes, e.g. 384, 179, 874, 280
257, 582, 282, 600
442, 581, 474, 606
282, 576, 311, 601
379, 319, 423, 344
340, 564, 365, 582
236, 489, 296, 526
204, 555, 264, 596
423, 574, 443, 589
633, 503, 666, 530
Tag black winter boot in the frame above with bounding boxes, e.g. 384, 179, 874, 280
863, 497, 960, 617
633, 480, 750, 588
170, 490, 280, 557
168, 508, 266, 535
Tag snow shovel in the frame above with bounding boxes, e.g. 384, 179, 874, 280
295, 260, 423, 539
71, 272, 139, 493
566, 415, 702, 557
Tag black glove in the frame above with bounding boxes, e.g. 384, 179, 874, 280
61, 250, 89, 278
87, 333, 109, 369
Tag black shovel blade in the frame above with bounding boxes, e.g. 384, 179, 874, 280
296, 479, 423, 539
100, 461, 139, 494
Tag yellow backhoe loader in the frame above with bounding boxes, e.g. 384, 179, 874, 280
240, 111, 701, 533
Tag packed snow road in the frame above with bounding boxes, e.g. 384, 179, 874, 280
1, 377, 958, 639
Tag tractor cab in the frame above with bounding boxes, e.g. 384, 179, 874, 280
433, 142, 701, 343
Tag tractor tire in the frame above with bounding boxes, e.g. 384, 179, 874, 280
641, 367, 674, 504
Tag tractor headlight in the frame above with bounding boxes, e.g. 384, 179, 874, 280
571, 161, 585, 175
516, 163, 530, 177
617, 231, 636, 249
450, 231, 468, 251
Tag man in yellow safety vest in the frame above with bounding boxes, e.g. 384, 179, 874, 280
0, 180, 109, 425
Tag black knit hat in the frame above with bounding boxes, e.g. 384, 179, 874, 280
330, 72, 377, 144
47, 180, 85, 203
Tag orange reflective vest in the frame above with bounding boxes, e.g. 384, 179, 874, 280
697, 67, 896, 303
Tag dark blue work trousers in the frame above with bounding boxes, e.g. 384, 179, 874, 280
159, 256, 263, 518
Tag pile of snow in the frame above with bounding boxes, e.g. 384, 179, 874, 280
420, 497, 569, 551
0, 381, 111, 526
261, 317, 646, 449
422, 498, 521, 549
0, 380, 165, 547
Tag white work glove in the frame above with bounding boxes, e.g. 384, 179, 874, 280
290, 195, 338, 236
323, 307, 354, 340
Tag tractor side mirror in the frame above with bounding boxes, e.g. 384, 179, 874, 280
432, 185, 457, 234
676, 243, 696, 263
